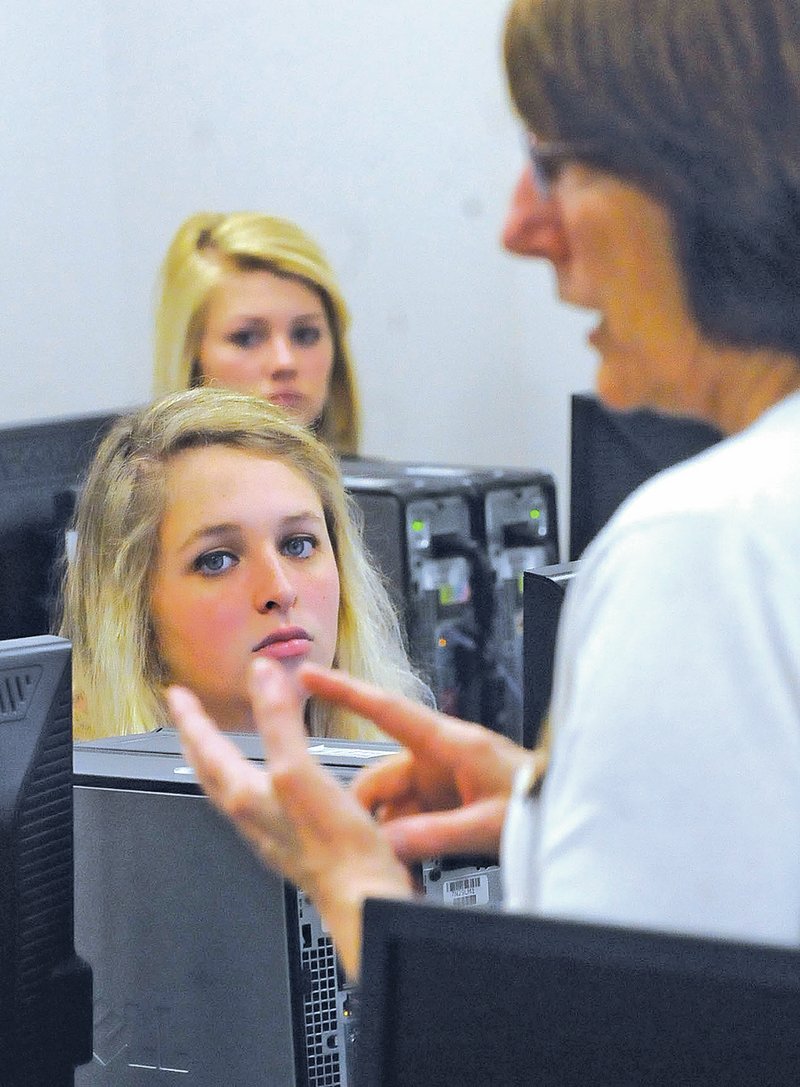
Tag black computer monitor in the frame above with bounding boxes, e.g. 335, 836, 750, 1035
357, 898, 800, 1087
569, 393, 722, 560
0, 410, 120, 640
0, 636, 93, 1086
522, 560, 579, 748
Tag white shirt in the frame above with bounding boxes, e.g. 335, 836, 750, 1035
503, 391, 800, 946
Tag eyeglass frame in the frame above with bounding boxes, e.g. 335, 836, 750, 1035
525, 132, 603, 198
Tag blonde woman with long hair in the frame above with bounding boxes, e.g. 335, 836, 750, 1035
61, 387, 423, 741
154, 212, 361, 454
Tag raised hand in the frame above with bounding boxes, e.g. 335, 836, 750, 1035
167, 657, 413, 980
298, 664, 544, 862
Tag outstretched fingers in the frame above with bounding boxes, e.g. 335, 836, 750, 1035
168, 670, 412, 983
299, 663, 485, 760
246, 658, 346, 841
168, 686, 267, 819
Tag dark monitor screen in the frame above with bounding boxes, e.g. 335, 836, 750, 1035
569, 393, 722, 560
0, 410, 120, 641
357, 898, 800, 1087
0, 635, 93, 1086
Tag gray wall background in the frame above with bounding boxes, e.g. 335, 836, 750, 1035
2, 1, 597, 547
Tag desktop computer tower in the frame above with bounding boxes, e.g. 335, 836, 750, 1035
404, 463, 558, 744
72, 731, 503, 1087
341, 470, 482, 721
343, 460, 559, 742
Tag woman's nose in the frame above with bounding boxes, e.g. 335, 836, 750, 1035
264, 336, 297, 377
254, 553, 297, 613
501, 166, 570, 262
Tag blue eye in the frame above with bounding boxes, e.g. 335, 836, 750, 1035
282, 535, 316, 559
193, 550, 238, 575
228, 328, 264, 349
291, 325, 322, 347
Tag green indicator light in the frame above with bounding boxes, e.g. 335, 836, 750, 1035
411, 519, 425, 532
529, 508, 541, 520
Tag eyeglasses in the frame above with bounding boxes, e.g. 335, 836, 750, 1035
525, 132, 597, 198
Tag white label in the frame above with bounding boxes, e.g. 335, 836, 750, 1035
442, 873, 490, 908
306, 744, 387, 759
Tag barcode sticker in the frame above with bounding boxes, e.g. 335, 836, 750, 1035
442, 874, 490, 908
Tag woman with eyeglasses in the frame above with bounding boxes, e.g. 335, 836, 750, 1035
170, 0, 800, 981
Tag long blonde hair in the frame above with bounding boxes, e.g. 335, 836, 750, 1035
61, 388, 422, 740
154, 212, 361, 454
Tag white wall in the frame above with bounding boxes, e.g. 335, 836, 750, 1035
1, 1, 596, 549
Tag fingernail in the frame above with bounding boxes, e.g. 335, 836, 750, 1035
252, 658, 275, 680
166, 686, 190, 715
251, 657, 281, 696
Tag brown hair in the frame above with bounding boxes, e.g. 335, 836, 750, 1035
505, 0, 800, 356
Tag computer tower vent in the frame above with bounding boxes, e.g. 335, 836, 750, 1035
300, 918, 343, 1087
0, 663, 42, 720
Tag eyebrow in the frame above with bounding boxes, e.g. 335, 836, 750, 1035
227, 310, 326, 324
176, 512, 326, 554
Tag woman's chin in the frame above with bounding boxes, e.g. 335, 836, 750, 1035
595, 370, 632, 412
595, 364, 653, 415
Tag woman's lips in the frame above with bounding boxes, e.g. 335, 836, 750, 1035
269, 392, 305, 411
253, 627, 313, 660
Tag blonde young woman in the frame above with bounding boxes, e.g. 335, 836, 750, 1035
154, 213, 361, 454
60, 387, 422, 741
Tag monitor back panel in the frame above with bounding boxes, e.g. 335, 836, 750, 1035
0, 411, 119, 639
358, 899, 800, 1087
569, 393, 722, 560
